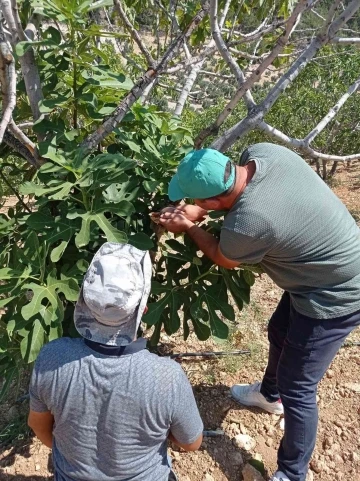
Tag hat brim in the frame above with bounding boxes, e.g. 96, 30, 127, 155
74, 288, 139, 346
74, 243, 152, 347
168, 174, 187, 201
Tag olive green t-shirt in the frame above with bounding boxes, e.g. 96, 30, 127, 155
220, 143, 360, 319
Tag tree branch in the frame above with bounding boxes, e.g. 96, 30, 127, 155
81, 2, 210, 155
257, 121, 360, 162
1, 2, 44, 123
304, 76, 360, 144
0, 25, 16, 144
195, 0, 312, 148
210, 0, 244, 86
113, 0, 155, 67
331, 36, 360, 44
212, 0, 360, 152
3, 130, 39, 166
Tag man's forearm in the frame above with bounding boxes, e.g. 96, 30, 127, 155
185, 224, 219, 264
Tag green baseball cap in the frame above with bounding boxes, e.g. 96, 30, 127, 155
168, 149, 235, 201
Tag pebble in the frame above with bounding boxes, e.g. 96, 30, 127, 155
240, 423, 248, 435
265, 438, 273, 447
242, 463, 264, 481
204, 474, 214, 481
35, 464, 41, 471
233, 434, 256, 451
350, 452, 359, 462
343, 382, 360, 393
310, 459, 325, 473
279, 418, 285, 430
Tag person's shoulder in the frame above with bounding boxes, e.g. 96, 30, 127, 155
35, 337, 84, 369
138, 350, 186, 380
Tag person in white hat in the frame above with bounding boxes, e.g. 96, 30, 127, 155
28, 242, 203, 481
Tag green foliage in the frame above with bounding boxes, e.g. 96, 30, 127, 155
0, 104, 257, 401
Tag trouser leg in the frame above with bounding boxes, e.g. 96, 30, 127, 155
260, 292, 291, 402
276, 307, 360, 481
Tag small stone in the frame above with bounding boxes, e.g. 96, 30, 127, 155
233, 434, 256, 451
253, 453, 263, 462
279, 418, 285, 430
265, 438, 273, 447
242, 463, 264, 481
173, 451, 180, 459
310, 460, 325, 474
204, 474, 215, 481
35, 464, 41, 471
326, 369, 334, 378
240, 423, 248, 434
350, 452, 359, 463
343, 382, 360, 393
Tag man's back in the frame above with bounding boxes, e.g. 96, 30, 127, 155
220, 143, 360, 318
30, 337, 203, 481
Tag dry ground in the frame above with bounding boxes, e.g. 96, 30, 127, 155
0, 161, 359, 481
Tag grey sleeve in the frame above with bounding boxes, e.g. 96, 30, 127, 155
219, 227, 271, 264
29, 353, 50, 413
170, 367, 203, 445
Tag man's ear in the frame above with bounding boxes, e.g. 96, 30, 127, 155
143, 305, 148, 315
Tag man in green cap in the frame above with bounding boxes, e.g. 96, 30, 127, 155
159, 143, 360, 481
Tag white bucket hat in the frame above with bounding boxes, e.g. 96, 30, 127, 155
74, 242, 152, 346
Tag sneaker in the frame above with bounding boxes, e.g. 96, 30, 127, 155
269, 471, 290, 481
230, 381, 284, 415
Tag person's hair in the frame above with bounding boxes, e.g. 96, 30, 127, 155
206, 161, 236, 200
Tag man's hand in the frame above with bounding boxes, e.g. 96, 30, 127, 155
161, 204, 207, 223
159, 210, 194, 234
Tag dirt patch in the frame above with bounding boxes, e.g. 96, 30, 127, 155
1, 163, 360, 480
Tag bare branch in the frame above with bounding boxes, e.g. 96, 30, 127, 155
0, 26, 16, 144
304, 76, 360, 144
113, 0, 155, 67
210, 0, 246, 86
195, 0, 313, 148
3, 130, 39, 166
212, 0, 360, 152
1, 2, 44, 123
257, 121, 360, 162
331, 36, 360, 44
8, 119, 37, 153
81, 2, 210, 155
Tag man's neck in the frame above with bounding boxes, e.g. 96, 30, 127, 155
223, 162, 256, 209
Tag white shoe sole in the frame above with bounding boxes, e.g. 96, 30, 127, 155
230, 386, 284, 415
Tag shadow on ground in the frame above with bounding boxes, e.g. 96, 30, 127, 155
0, 438, 53, 481
192, 383, 269, 481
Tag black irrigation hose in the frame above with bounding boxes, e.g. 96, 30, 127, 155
170, 350, 251, 359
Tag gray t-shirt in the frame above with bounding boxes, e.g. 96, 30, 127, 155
30, 337, 203, 481
220, 143, 360, 319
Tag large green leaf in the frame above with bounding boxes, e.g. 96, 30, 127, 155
128, 233, 154, 250
192, 285, 233, 339
21, 271, 79, 324
145, 292, 171, 326
68, 211, 127, 247
20, 319, 46, 363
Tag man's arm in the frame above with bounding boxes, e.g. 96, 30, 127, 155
168, 431, 203, 451
159, 211, 240, 269
28, 410, 54, 448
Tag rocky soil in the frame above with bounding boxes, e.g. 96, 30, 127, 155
0, 161, 359, 480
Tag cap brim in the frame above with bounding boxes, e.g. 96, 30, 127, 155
168, 174, 187, 201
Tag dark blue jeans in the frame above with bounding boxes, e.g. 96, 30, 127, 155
260, 292, 360, 481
